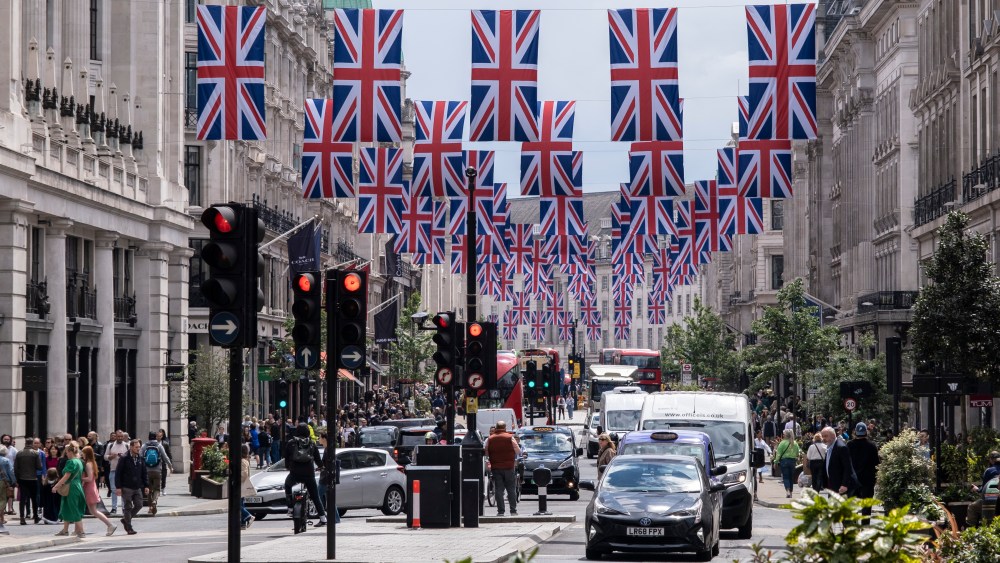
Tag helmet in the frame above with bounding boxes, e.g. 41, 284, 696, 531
424, 432, 436, 440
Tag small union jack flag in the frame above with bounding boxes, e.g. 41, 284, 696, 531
549, 293, 564, 321
717, 147, 739, 192
196, 5, 266, 141
628, 141, 685, 197
647, 292, 666, 325
738, 95, 752, 139
525, 261, 553, 302
614, 324, 631, 343
529, 310, 547, 342
478, 261, 504, 299
332, 9, 404, 142
413, 100, 467, 198
357, 147, 403, 234
521, 100, 576, 197
393, 181, 433, 254
738, 139, 793, 198
470, 10, 540, 142
557, 314, 574, 341
609, 8, 681, 141
502, 310, 518, 341
411, 200, 447, 265
612, 276, 635, 308
544, 232, 587, 266
695, 180, 732, 253
506, 223, 534, 276
650, 246, 671, 296
673, 201, 697, 277
511, 292, 531, 326
448, 151, 496, 235
746, 3, 817, 140
630, 195, 675, 238
539, 195, 585, 237
587, 325, 603, 341
302, 99, 354, 199
580, 298, 600, 327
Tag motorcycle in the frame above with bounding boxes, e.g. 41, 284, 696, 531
291, 488, 310, 534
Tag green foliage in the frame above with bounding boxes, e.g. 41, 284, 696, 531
200, 444, 228, 482
876, 429, 942, 520
446, 547, 537, 563
175, 346, 230, 430
660, 297, 741, 390
807, 333, 892, 423
939, 444, 972, 486
935, 516, 1000, 562
743, 278, 840, 393
910, 211, 1000, 386
386, 292, 435, 384
965, 427, 1000, 482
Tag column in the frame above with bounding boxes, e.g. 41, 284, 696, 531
45, 219, 73, 437
94, 231, 117, 436
0, 0, 22, 114
22, 0, 46, 54
0, 200, 35, 441
61, 0, 87, 75
168, 246, 193, 473
134, 242, 171, 437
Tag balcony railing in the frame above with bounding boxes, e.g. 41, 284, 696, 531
114, 295, 137, 324
962, 151, 1000, 204
914, 178, 956, 227
184, 108, 198, 129
856, 291, 919, 314
251, 194, 299, 235
26, 279, 51, 317
335, 241, 363, 265
66, 280, 97, 320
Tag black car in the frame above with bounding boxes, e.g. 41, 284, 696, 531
515, 425, 583, 501
580, 454, 725, 561
358, 425, 400, 457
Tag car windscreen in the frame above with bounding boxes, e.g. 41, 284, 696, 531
517, 432, 572, 454
360, 429, 395, 447
641, 419, 746, 462
604, 409, 641, 431
618, 442, 706, 465
401, 432, 429, 446
618, 355, 660, 369
602, 459, 703, 493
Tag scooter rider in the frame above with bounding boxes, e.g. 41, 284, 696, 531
284, 423, 327, 526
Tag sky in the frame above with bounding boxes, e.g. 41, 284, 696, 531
378, 0, 804, 195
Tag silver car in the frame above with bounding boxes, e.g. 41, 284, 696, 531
586, 413, 601, 458
245, 447, 407, 519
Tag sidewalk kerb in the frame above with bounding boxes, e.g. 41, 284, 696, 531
0, 536, 80, 556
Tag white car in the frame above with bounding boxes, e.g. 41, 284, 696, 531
245, 447, 406, 519
585, 413, 601, 458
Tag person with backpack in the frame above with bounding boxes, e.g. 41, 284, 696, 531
139, 432, 172, 516
257, 425, 272, 469
283, 423, 327, 526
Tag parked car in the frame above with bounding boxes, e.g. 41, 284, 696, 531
516, 425, 583, 500
244, 447, 406, 519
580, 454, 725, 561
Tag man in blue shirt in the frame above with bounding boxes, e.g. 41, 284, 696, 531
967, 451, 1000, 527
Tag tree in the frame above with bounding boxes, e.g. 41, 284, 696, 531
175, 346, 230, 432
661, 297, 741, 390
386, 292, 435, 383
910, 210, 1000, 386
806, 333, 891, 425
743, 278, 840, 399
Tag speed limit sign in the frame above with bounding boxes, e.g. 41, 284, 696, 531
843, 397, 857, 412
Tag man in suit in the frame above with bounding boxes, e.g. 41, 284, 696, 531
821, 427, 858, 496
847, 422, 880, 524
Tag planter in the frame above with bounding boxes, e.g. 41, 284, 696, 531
199, 476, 228, 500
945, 501, 972, 529
191, 469, 210, 497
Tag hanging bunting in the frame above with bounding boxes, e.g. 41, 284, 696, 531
393, 181, 433, 254
301, 99, 354, 199
413, 100, 467, 198
521, 100, 576, 196
357, 147, 403, 234
737, 138, 793, 198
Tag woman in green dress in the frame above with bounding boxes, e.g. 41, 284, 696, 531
52, 441, 86, 538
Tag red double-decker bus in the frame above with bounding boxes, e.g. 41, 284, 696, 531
605, 348, 662, 391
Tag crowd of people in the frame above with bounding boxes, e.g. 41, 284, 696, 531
0, 430, 173, 537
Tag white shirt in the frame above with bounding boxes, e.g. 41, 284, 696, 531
806, 441, 827, 461
104, 440, 128, 466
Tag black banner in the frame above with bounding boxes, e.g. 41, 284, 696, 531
385, 235, 402, 279
374, 298, 398, 344
287, 220, 321, 281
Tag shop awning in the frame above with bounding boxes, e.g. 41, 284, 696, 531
338, 369, 364, 386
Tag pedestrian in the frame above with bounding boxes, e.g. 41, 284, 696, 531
316, 432, 338, 525
214, 424, 228, 445
103, 430, 128, 515
784, 414, 801, 437
283, 423, 327, 526
140, 431, 173, 516
484, 420, 521, 517
566, 392, 575, 419
0, 446, 14, 534
14, 437, 42, 524
239, 444, 254, 529
557, 396, 567, 420
39, 468, 59, 524
774, 429, 800, 498
762, 410, 777, 446
967, 451, 1000, 527
846, 422, 880, 524
597, 433, 617, 478
114, 439, 149, 535
805, 433, 827, 492
52, 441, 86, 538
752, 430, 772, 487
33, 438, 46, 511
2, 435, 17, 516
820, 427, 858, 496
257, 424, 271, 468
80, 446, 116, 536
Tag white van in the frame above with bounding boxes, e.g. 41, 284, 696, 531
598, 388, 647, 442
638, 392, 764, 538
473, 408, 518, 437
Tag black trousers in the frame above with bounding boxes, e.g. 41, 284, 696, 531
17, 479, 38, 519
857, 484, 876, 524
284, 472, 326, 518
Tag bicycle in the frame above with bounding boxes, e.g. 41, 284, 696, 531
485, 456, 524, 507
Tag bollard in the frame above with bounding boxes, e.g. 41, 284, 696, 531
533, 467, 552, 516
413, 480, 421, 529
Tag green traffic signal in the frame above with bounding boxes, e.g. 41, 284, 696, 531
278, 399, 288, 408
527, 380, 536, 388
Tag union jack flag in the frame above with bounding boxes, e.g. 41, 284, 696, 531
483, 183, 511, 262
738, 95, 751, 139
730, 194, 765, 235
448, 151, 496, 235
746, 3, 817, 140
411, 200, 447, 265
502, 310, 518, 341
650, 247, 671, 295
196, 5, 266, 141
673, 201, 697, 277
413, 100, 467, 198
628, 141, 685, 197
544, 232, 587, 266
717, 147, 739, 192
470, 10, 540, 142
529, 310, 548, 342
647, 293, 666, 325
608, 8, 681, 141
695, 180, 732, 253
557, 314, 574, 341
587, 325, 602, 341
580, 299, 601, 327
478, 261, 505, 299
549, 293, 565, 323
393, 181, 433, 254
630, 195, 675, 238
301, 99, 354, 199
521, 100, 575, 196
738, 139, 793, 198
568, 265, 595, 302
450, 235, 469, 275
614, 323, 631, 343
525, 261, 553, 302
539, 195, 585, 237
717, 149, 765, 235
612, 276, 636, 307
357, 147, 403, 234
332, 9, 403, 142
506, 223, 534, 276
511, 292, 531, 325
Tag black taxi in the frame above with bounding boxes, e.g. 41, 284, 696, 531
515, 425, 584, 500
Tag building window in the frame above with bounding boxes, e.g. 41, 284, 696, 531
189, 240, 207, 307
686, 294, 691, 314
293, 143, 302, 172
601, 276, 608, 290
637, 296, 643, 317
185, 146, 202, 206
637, 329, 643, 348
185, 52, 198, 127
648, 328, 654, 349
602, 331, 609, 348
186, 0, 201, 23
771, 200, 784, 231
90, 0, 100, 61
668, 299, 672, 315
771, 255, 785, 290
601, 300, 609, 318
522, 332, 529, 349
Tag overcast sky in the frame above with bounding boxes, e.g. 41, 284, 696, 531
378, 0, 803, 195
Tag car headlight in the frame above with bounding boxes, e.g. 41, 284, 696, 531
594, 497, 628, 516
558, 457, 574, 469
720, 470, 747, 485
667, 499, 702, 524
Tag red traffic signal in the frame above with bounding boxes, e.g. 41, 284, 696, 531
342, 272, 362, 293
296, 274, 313, 293
468, 323, 483, 338
201, 206, 238, 234
433, 313, 451, 329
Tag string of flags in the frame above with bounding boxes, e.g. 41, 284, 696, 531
195, 4, 816, 342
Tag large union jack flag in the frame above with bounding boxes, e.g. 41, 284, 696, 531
609, 8, 681, 141
196, 5, 266, 141
413, 100, 467, 198
628, 141, 685, 197
506, 223, 534, 276
630, 195, 675, 238
393, 181, 433, 254
470, 10, 540, 142
357, 147, 403, 234
521, 100, 576, 196
746, 3, 817, 140
738, 139, 793, 198
332, 9, 403, 143
539, 195, 585, 237
411, 200, 447, 265
302, 99, 354, 199
647, 292, 666, 325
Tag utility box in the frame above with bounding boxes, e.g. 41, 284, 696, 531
414, 444, 463, 527
406, 466, 451, 528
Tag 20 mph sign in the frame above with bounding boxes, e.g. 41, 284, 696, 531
843, 397, 857, 412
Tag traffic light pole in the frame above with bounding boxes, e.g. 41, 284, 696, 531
324, 269, 338, 561
462, 166, 486, 516
227, 348, 243, 563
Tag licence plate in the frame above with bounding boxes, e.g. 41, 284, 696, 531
626, 527, 664, 537
245, 496, 263, 504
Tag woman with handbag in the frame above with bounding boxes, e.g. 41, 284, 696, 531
52, 442, 86, 538
774, 430, 800, 498
240, 444, 254, 529
81, 446, 116, 536
805, 433, 827, 491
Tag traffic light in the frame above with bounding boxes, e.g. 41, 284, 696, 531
200, 204, 265, 348
331, 269, 367, 371
525, 360, 538, 395
291, 271, 321, 370
305, 378, 317, 405
432, 312, 457, 386
276, 378, 289, 410
465, 322, 497, 390
541, 363, 552, 396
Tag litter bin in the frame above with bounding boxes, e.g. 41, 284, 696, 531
414, 444, 462, 527
406, 466, 451, 528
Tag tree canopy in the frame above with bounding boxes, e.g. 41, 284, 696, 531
661, 297, 741, 390
386, 292, 436, 383
175, 346, 231, 432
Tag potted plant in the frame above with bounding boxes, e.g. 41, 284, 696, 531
198, 444, 229, 500
876, 429, 943, 524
